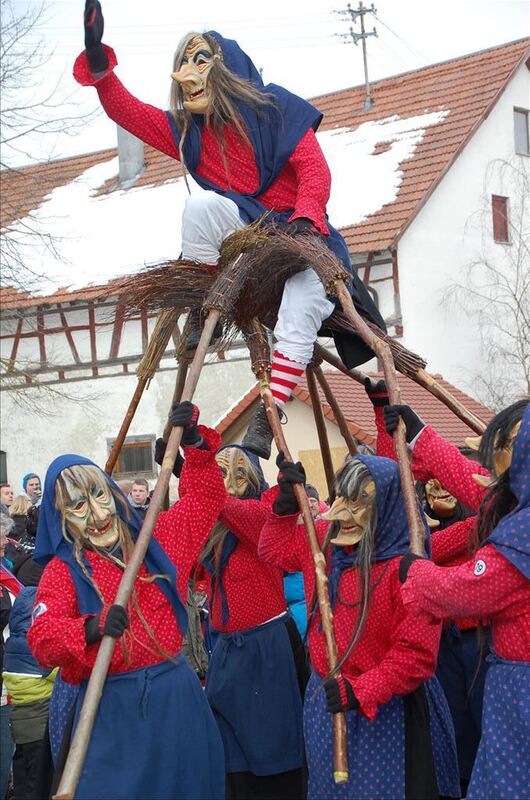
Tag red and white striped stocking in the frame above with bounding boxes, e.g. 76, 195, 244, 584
270, 350, 306, 407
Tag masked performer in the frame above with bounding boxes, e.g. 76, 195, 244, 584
158, 406, 306, 800
74, 1, 385, 457
382, 394, 529, 794
400, 401, 530, 800
27, 404, 225, 800
259, 454, 459, 800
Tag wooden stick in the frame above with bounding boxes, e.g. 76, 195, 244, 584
313, 365, 359, 456
54, 310, 221, 800
314, 344, 367, 386
105, 377, 148, 474
306, 366, 336, 501
163, 357, 190, 442
260, 386, 349, 783
105, 309, 178, 475
414, 368, 487, 434
332, 284, 425, 555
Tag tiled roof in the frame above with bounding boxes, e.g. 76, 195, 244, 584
215, 370, 494, 446
314, 37, 530, 252
1, 37, 528, 309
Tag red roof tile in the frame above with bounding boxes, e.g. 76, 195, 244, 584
215, 371, 494, 447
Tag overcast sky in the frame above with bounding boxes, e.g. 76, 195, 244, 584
8, 0, 530, 164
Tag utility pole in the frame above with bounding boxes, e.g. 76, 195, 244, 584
336, 2, 378, 110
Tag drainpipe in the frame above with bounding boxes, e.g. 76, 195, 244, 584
117, 125, 145, 188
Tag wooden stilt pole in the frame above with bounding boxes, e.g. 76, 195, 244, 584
332, 284, 425, 555
306, 366, 336, 501
313, 365, 359, 456
244, 320, 348, 785
314, 343, 367, 385
105, 309, 179, 475
53, 310, 221, 800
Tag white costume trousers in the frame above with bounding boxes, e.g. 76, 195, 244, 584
181, 192, 334, 364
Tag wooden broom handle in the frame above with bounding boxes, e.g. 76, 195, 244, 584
259, 387, 349, 784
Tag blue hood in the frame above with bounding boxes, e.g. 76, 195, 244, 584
485, 403, 530, 579
34, 454, 188, 633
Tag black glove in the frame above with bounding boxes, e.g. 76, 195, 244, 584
286, 217, 320, 236
383, 404, 424, 443
323, 676, 359, 714
398, 553, 425, 583
169, 401, 202, 446
273, 452, 306, 516
25, 505, 40, 537
84, 1, 109, 73
85, 604, 129, 646
154, 438, 184, 478
364, 377, 389, 407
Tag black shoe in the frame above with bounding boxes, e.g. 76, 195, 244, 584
184, 308, 222, 353
242, 402, 285, 460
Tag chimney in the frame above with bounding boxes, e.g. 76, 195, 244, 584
117, 125, 145, 188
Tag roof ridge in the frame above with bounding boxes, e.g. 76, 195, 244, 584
310, 36, 530, 104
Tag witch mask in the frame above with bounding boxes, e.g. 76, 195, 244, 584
424, 478, 457, 518
171, 34, 219, 114
56, 465, 120, 550
466, 420, 522, 488
321, 476, 376, 547
215, 448, 259, 499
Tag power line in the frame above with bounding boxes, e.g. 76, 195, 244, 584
372, 12, 430, 63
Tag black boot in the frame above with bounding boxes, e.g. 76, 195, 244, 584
184, 308, 222, 353
242, 402, 285, 460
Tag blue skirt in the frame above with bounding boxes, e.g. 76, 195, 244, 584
205, 614, 304, 775
73, 655, 225, 800
304, 672, 459, 800
468, 655, 530, 800
48, 672, 79, 765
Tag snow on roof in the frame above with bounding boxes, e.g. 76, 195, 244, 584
5, 156, 206, 297
321, 111, 448, 228
6, 109, 447, 298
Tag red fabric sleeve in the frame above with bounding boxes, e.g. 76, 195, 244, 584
287, 129, 331, 235
431, 517, 476, 566
258, 512, 306, 573
402, 544, 527, 619
346, 571, 441, 720
374, 406, 397, 460
154, 426, 225, 571
27, 560, 98, 673
218, 495, 269, 551
410, 426, 490, 512
73, 47, 180, 160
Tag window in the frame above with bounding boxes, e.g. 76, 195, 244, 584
0, 451, 6, 484
491, 195, 509, 243
108, 435, 156, 479
514, 108, 529, 155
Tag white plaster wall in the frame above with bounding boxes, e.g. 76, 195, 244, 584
397, 62, 530, 396
1, 358, 254, 493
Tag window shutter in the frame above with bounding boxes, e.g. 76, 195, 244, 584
491, 195, 509, 243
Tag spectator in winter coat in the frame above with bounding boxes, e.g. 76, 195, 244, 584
3, 587, 57, 800
1, 513, 23, 799
127, 478, 150, 519
0, 484, 14, 511
22, 475, 42, 506
9, 496, 33, 542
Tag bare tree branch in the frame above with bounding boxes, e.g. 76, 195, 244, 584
443, 157, 530, 409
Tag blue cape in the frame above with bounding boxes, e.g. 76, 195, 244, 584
202, 444, 268, 625
34, 455, 188, 634
485, 403, 530, 579
329, 455, 429, 605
